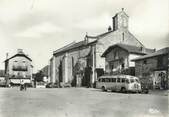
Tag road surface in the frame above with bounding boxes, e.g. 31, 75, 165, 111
0, 88, 168, 117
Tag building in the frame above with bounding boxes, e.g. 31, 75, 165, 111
0, 70, 5, 86
49, 57, 53, 83
132, 47, 169, 90
0, 70, 5, 80
50, 9, 151, 87
4, 49, 33, 85
101, 43, 154, 75
40, 65, 50, 83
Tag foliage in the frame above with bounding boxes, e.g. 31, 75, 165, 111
35, 70, 44, 82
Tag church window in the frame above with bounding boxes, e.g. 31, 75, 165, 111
114, 51, 118, 59
122, 63, 125, 69
122, 33, 124, 41
143, 60, 147, 64
111, 64, 114, 71
122, 16, 127, 27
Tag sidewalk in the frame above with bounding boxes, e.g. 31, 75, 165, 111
149, 90, 169, 96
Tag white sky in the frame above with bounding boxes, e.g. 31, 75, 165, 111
0, 0, 169, 72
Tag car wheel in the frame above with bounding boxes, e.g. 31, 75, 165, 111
144, 90, 149, 94
138, 91, 142, 94
102, 86, 106, 92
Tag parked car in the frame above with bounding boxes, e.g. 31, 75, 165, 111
0, 80, 6, 87
36, 82, 46, 88
60, 82, 71, 88
25, 83, 33, 88
140, 78, 149, 94
46, 83, 59, 88
141, 83, 149, 94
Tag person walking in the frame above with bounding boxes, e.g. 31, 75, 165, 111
24, 83, 27, 91
20, 80, 24, 91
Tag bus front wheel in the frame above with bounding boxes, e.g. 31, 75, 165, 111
102, 86, 106, 92
121, 87, 126, 93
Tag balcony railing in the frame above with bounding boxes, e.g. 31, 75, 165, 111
12, 66, 28, 71
9, 74, 31, 79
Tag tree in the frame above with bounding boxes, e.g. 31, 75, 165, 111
35, 70, 44, 82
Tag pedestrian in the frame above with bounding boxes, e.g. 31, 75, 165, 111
24, 83, 27, 91
20, 80, 24, 91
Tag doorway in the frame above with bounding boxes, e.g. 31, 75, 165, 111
154, 71, 167, 89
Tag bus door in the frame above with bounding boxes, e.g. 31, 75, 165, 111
111, 78, 116, 91
116, 77, 122, 91
105, 78, 111, 90
121, 78, 126, 88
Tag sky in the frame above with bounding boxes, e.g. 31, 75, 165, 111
0, 0, 168, 72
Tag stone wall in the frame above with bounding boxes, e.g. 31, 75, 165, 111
53, 46, 92, 86
168, 54, 169, 89
96, 29, 143, 71
135, 58, 157, 78
51, 27, 146, 85
135, 55, 168, 89
105, 47, 128, 73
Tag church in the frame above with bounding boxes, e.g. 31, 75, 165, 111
49, 9, 153, 87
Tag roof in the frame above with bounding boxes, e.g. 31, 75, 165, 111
87, 29, 145, 49
53, 40, 97, 55
0, 70, 5, 77
119, 9, 129, 17
102, 43, 154, 57
86, 30, 113, 39
53, 41, 85, 55
132, 47, 169, 61
5, 53, 32, 62
53, 9, 146, 56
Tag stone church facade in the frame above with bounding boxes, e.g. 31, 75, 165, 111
49, 9, 150, 87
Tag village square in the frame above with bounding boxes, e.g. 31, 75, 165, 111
0, 0, 168, 117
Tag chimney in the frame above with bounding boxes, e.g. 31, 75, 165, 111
140, 46, 146, 53
140, 46, 143, 51
6, 53, 9, 60
154, 48, 156, 52
17, 49, 24, 54
108, 26, 112, 32
84, 32, 89, 44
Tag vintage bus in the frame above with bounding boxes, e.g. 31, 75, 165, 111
96, 75, 142, 93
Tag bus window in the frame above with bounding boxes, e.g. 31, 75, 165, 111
105, 78, 110, 82
135, 79, 140, 83
117, 78, 121, 83
102, 78, 105, 82
130, 79, 134, 83
112, 78, 116, 82
122, 78, 125, 83
108, 79, 111, 82
126, 79, 129, 84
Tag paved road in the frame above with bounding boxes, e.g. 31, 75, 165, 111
0, 88, 168, 117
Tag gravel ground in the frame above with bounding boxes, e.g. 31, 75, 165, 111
0, 87, 168, 117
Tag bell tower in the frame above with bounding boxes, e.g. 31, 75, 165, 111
112, 8, 129, 31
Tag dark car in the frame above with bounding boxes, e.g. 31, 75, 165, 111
46, 83, 59, 88
0, 81, 6, 87
140, 78, 149, 94
141, 83, 149, 94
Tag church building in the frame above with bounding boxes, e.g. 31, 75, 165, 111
49, 9, 152, 87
